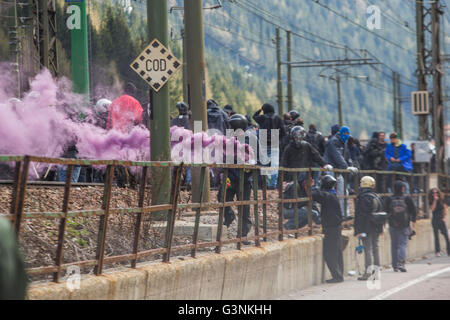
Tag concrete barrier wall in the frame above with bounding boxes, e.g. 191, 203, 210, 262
28, 218, 448, 300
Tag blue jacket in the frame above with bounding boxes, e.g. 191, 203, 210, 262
385, 143, 412, 172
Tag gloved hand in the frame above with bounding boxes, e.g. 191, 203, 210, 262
347, 166, 358, 174
323, 164, 333, 172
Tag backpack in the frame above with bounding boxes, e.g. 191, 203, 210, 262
390, 196, 409, 227
360, 192, 387, 226
207, 108, 226, 135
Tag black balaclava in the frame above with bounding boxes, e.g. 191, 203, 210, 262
262, 103, 275, 115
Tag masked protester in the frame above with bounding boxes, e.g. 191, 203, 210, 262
207, 99, 229, 135
171, 102, 190, 130
384, 181, 417, 272
218, 114, 254, 245
253, 104, 286, 189
309, 175, 344, 283
354, 176, 386, 280
281, 126, 333, 181
324, 126, 358, 220
94, 99, 111, 129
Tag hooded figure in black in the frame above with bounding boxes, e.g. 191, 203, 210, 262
171, 102, 191, 129
310, 175, 344, 283
354, 176, 385, 280
207, 99, 229, 135
281, 126, 331, 181
283, 174, 321, 230
384, 180, 417, 272
252, 103, 286, 147
218, 114, 254, 244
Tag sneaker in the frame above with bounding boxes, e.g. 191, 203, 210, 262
393, 267, 399, 272
436, 252, 442, 257
326, 278, 344, 284
242, 240, 252, 245
398, 266, 407, 273
358, 273, 371, 281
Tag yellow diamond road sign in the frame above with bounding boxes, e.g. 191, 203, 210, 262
130, 38, 182, 92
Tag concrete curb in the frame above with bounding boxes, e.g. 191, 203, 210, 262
27, 219, 448, 300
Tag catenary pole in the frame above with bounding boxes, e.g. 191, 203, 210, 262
148, 0, 171, 213
184, 0, 210, 203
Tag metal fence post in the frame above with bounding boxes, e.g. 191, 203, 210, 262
216, 168, 228, 254
192, 166, 206, 258
237, 168, 244, 250
9, 160, 22, 216
53, 165, 74, 282
343, 171, 348, 217
131, 166, 149, 268
354, 172, 359, 218
14, 156, 30, 236
293, 171, 299, 238
252, 169, 260, 247
94, 164, 114, 275
163, 164, 183, 263
262, 175, 268, 242
307, 169, 313, 236
278, 170, 285, 241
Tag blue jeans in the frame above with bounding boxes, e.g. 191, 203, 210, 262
389, 226, 410, 268
336, 174, 349, 218
261, 145, 279, 188
312, 169, 321, 189
185, 167, 191, 185
58, 166, 81, 183
283, 207, 320, 230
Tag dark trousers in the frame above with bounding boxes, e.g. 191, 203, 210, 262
219, 180, 252, 237
376, 173, 385, 193
323, 225, 344, 281
362, 232, 380, 271
432, 219, 450, 254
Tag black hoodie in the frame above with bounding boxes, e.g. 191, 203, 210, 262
354, 188, 384, 235
384, 181, 417, 228
312, 189, 343, 228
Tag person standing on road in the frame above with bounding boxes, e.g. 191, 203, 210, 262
429, 188, 450, 256
384, 180, 417, 272
354, 176, 386, 280
309, 175, 344, 283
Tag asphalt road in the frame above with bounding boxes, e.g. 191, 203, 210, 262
277, 254, 450, 300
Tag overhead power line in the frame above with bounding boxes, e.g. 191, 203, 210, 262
310, 0, 415, 54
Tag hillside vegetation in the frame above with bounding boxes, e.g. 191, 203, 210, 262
0, 0, 426, 139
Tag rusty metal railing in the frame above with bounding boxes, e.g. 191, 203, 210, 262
0, 155, 437, 283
